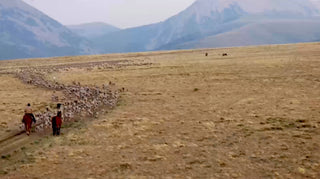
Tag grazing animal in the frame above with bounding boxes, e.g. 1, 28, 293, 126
205, 53, 208, 56
222, 53, 228, 56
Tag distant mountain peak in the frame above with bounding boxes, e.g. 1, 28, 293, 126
0, 0, 92, 60
0, 0, 69, 47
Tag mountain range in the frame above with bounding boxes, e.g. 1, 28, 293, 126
95, 0, 320, 53
1, 0, 320, 60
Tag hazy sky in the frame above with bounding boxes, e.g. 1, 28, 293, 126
23, 0, 196, 28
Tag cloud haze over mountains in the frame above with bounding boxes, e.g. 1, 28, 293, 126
23, 0, 196, 28
1, 0, 320, 60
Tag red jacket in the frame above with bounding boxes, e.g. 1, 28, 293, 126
52, 115, 62, 128
56, 116, 62, 128
23, 114, 33, 125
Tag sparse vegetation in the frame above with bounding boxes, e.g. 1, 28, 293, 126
1, 154, 11, 160
0, 43, 320, 178
0, 170, 8, 175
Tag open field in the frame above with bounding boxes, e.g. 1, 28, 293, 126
0, 75, 56, 136
0, 43, 320, 178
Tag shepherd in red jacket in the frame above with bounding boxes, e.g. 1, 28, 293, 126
22, 114, 33, 135
22, 103, 36, 136
52, 111, 62, 136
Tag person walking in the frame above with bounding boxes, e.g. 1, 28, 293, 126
22, 103, 36, 135
51, 104, 63, 136
51, 115, 57, 136
24, 103, 36, 122
55, 111, 62, 136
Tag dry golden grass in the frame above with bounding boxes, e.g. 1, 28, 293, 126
0, 75, 56, 137
1, 43, 320, 178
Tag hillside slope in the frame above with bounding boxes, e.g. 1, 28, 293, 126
166, 19, 320, 49
68, 22, 120, 40
0, 0, 93, 60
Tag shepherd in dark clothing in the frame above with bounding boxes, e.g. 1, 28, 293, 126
56, 111, 62, 135
51, 115, 57, 136
52, 111, 62, 136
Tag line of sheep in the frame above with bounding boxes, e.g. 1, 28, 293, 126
15, 67, 120, 132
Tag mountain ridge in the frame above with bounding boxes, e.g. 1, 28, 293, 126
170, 19, 320, 49
0, 0, 93, 60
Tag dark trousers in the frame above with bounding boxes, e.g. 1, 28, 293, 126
56, 128, 60, 135
52, 127, 57, 136
52, 127, 61, 136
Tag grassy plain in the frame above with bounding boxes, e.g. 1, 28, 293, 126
1, 43, 320, 178
0, 75, 54, 137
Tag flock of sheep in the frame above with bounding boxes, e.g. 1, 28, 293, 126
15, 63, 121, 132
